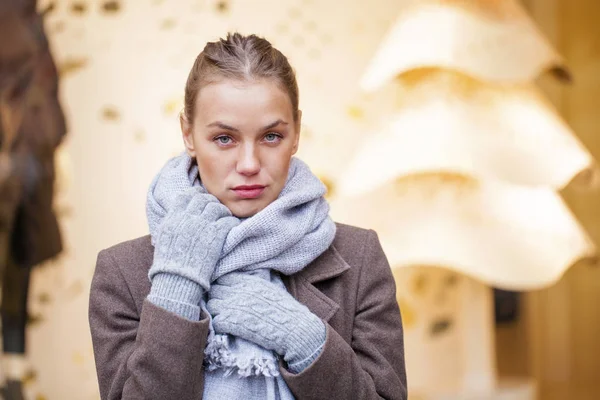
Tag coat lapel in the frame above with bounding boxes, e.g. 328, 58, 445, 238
283, 245, 350, 323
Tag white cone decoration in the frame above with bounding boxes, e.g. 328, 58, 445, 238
341, 69, 597, 196
360, 0, 569, 92
330, 172, 596, 290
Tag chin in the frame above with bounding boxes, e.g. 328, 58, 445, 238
228, 202, 264, 219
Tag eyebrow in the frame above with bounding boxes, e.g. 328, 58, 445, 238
206, 119, 289, 132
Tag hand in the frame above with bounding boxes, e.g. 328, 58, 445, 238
207, 272, 326, 369
149, 187, 239, 291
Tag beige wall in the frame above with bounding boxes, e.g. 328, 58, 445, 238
497, 1, 600, 399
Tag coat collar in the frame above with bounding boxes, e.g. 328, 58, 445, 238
283, 245, 350, 323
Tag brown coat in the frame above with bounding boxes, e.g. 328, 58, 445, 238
89, 223, 407, 400
0, 0, 65, 272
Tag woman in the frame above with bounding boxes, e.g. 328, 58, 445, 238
89, 32, 407, 400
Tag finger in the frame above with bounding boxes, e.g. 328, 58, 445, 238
212, 314, 239, 336
215, 271, 268, 289
205, 298, 228, 315
215, 271, 248, 287
158, 211, 185, 236
210, 217, 239, 245
172, 187, 201, 210
186, 193, 213, 215
212, 315, 276, 353
207, 284, 236, 301
170, 219, 199, 251
223, 273, 282, 294
213, 216, 239, 237
202, 202, 232, 221
212, 311, 256, 333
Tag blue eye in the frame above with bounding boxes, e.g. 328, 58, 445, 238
264, 133, 281, 142
215, 136, 232, 145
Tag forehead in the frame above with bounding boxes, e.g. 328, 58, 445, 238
195, 79, 293, 125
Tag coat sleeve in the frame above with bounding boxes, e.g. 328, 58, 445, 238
280, 230, 408, 400
89, 249, 210, 400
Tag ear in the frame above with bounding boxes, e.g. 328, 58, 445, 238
292, 109, 302, 155
180, 113, 196, 157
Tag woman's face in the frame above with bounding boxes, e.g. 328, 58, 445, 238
181, 79, 301, 218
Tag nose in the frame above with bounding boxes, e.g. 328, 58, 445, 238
236, 143, 260, 176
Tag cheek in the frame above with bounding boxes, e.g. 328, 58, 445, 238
268, 152, 293, 183
194, 149, 226, 187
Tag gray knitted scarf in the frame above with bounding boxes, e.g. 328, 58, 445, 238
146, 153, 336, 399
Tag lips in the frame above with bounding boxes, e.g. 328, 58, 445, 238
232, 185, 266, 199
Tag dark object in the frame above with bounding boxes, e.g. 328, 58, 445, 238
71, 2, 87, 15
430, 318, 453, 336
0, 1, 66, 396
549, 65, 573, 84
1, 257, 31, 353
216, 1, 229, 13
493, 288, 520, 324
0, 0, 66, 271
101, 0, 121, 14
0, 380, 24, 400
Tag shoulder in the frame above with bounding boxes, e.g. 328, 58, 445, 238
331, 222, 392, 288
92, 235, 154, 312
332, 222, 380, 266
98, 235, 154, 267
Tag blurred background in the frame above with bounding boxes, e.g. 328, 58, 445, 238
0, 0, 598, 399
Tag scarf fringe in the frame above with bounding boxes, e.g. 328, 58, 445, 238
204, 334, 280, 378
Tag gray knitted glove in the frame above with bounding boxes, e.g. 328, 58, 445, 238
207, 272, 326, 373
148, 188, 239, 320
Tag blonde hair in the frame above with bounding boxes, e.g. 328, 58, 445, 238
183, 32, 299, 123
